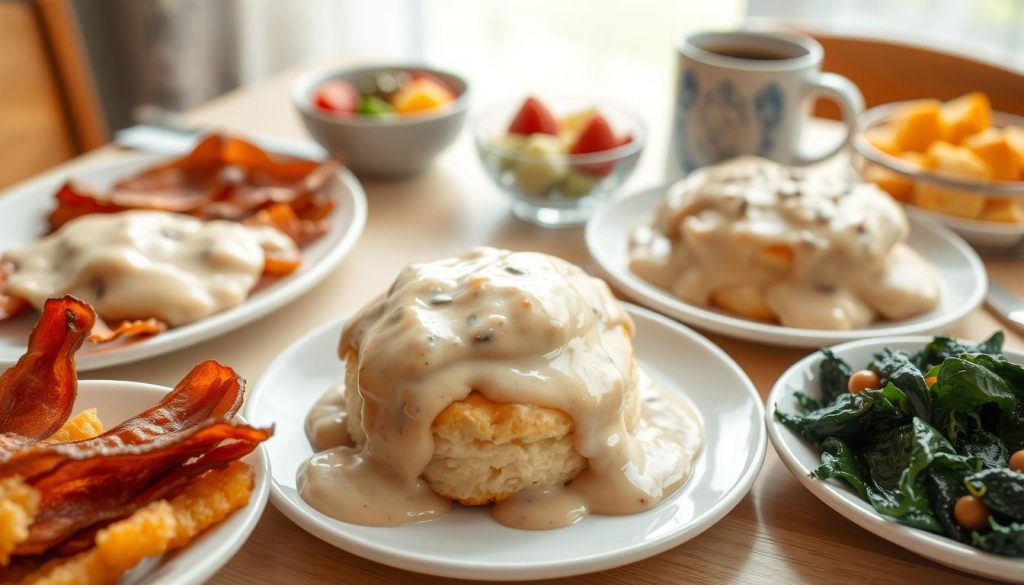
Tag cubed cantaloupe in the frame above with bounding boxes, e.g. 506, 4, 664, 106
980, 198, 1024, 223
865, 125, 902, 156
894, 100, 944, 153
941, 92, 992, 144
862, 152, 932, 202
1003, 126, 1024, 175
962, 128, 1021, 181
915, 141, 991, 219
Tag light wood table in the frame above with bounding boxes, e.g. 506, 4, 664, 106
21, 60, 1023, 584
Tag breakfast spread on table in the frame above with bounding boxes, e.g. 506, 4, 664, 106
0, 134, 336, 344
0, 297, 271, 583
486, 97, 635, 199
298, 247, 703, 529
0, 22, 1023, 584
313, 71, 459, 118
861, 92, 1024, 223
629, 157, 940, 330
776, 332, 1024, 557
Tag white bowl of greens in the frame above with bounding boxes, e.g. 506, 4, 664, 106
768, 333, 1024, 583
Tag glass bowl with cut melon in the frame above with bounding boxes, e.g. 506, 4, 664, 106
474, 96, 645, 228
852, 93, 1024, 250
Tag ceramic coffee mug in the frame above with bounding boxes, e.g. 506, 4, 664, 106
667, 29, 864, 177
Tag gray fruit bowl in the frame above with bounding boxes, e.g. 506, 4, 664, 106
292, 64, 470, 178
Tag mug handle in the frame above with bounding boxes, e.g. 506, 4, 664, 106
792, 72, 865, 166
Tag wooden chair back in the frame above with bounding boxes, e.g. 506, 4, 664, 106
0, 0, 107, 188
802, 31, 1024, 119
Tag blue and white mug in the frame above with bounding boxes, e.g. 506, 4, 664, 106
667, 30, 864, 178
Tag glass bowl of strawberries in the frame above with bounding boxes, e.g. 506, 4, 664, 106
474, 96, 645, 227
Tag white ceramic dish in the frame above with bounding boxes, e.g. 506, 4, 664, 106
69, 380, 270, 585
0, 153, 367, 371
902, 204, 1024, 252
586, 186, 988, 348
767, 337, 1024, 583
244, 304, 766, 580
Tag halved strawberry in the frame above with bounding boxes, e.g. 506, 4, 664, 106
314, 81, 360, 116
569, 115, 622, 177
508, 97, 559, 136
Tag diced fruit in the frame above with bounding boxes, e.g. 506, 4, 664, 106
357, 96, 396, 118
392, 78, 455, 115
559, 108, 601, 140
894, 100, 944, 153
513, 134, 568, 196
926, 141, 992, 179
710, 284, 775, 322
900, 151, 933, 169
570, 115, 621, 177
915, 142, 990, 218
941, 92, 992, 144
508, 97, 559, 136
560, 170, 600, 198
980, 199, 1024, 223
491, 135, 527, 172
410, 71, 456, 96
865, 125, 902, 156
962, 128, 1020, 181
1002, 126, 1024, 174
313, 80, 360, 116
863, 164, 914, 202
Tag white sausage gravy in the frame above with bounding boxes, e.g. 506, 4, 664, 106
2, 210, 297, 326
300, 247, 703, 529
629, 157, 940, 330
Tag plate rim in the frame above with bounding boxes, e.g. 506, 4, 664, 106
0, 153, 368, 372
765, 336, 1024, 583
246, 302, 767, 580
585, 185, 989, 348
74, 379, 271, 585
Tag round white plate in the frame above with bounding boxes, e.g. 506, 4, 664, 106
767, 337, 1024, 583
586, 186, 988, 348
0, 153, 367, 371
71, 380, 270, 585
245, 304, 766, 580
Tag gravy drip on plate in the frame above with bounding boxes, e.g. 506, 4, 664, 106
3, 210, 297, 326
629, 157, 940, 330
299, 247, 703, 528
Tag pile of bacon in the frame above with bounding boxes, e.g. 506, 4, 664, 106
0, 134, 338, 342
0, 297, 272, 584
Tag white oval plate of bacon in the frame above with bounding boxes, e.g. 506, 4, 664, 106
0, 135, 367, 371
0, 297, 272, 584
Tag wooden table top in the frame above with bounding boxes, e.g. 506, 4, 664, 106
17, 59, 1023, 584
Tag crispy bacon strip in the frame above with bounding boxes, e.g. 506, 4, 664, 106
0, 263, 29, 322
47, 134, 338, 246
97, 359, 244, 445
0, 298, 94, 439
1, 421, 270, 556
86, 318, 167, 344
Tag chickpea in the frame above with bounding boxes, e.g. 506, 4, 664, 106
954, 495, 990, 531
848, 369, 881, 394
925, 375, 938, 387
1010, 449, 1024, 472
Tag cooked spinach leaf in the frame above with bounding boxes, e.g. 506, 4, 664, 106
912, 332, 1004, 371
961, 353, 1024, 394
973, 519, 1024, 556
965, 468, 1024, 521
775, 383, 908, 443
872, 348, 932, 423
819, 349, 852, 405
812, 437, 868, 499
925, 464, 970, 543
958, 430, 1009, 469
932, 357, 1017, 413
793, 391, 821, 413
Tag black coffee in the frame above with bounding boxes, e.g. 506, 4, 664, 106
710, 47, 797, 61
